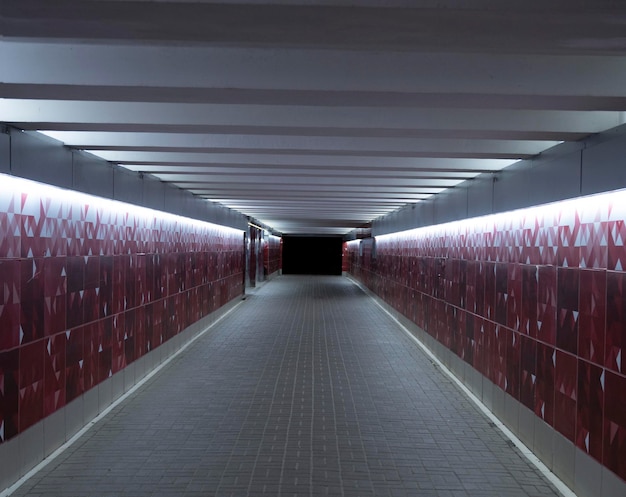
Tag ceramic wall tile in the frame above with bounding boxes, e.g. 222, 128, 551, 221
606, 271, 626, 375
579, 221, 608, 269
19, 339, 45, 431
99, 256, 113, 319
19, 258, 45, 347
535, 343, 555, 427
42, 257, 67, 338
492, 325, 508, 390
577, 359, 604, 463
578, 269, 606, 366
520, 335, 536, 411
506, 329, 521, 400
0, 260, 21, 351
507, 264, 523, 332
65, 326, 84, 403
537, 266, 557, 346
43, 332, 66, 416
0, 195, 21, 259
521, 264, 538, 337
0, 349, 19, 442
97, 317, 113, 384
554, 350, 577, 442
484, 262, 496, 322
83, 320, 99, 392
556, 267, 580, 355
607, 220, 626, 272
471, 316, 485, 373
603, 370, 626, 481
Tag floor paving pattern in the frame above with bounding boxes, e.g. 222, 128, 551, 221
12, 276, 562, 497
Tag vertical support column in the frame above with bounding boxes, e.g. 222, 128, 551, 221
248, 225, 259, 287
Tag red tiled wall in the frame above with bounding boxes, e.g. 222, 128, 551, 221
346, 190, 626, 483
248, 225, 260, 286
266, 235, 282, 275
0, 177, 244, 443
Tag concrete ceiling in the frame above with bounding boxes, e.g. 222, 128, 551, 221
2, 0, 626, 235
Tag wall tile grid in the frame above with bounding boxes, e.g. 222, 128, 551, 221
345, 190, 626, 483
265, 235, 282, 275
0, 180, 245, 443
248, 225, 260, 286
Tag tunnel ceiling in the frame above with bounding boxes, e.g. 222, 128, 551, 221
2, 0, 626, 235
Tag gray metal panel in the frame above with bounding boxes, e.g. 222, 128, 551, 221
4, 128, 249, 231
372, 199, 436, 236
10, 129, 73, 189
0, 129, 9, 173
372, 205, 401, 235
581, 134, 626, 196
72, 151, 114, 199
142, 175, 166, 211
492, 161, 531, 213
372, 204, 408, 236
415, 200, 434, 229
185, 191, 202, 221
395, 204, 418, 233
467, 174, 494, 218
231, 210, 249, 231
372, 138, 596, 235
225, 205, 245, 230
166, 186, 187, 217
201, 198, 215, 223
190, 194, 212, 223
113, 166, 143, 205
210, 203, 228, 227
185, 194, 201, 220
433, 186, 468, 224
528, 151, 581, 205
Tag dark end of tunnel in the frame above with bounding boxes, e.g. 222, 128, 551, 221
281, 235, 343, 275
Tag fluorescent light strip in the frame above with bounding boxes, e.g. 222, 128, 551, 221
0, 173, 244, 236
248, 222, 266, 231
375, 187, 626, 242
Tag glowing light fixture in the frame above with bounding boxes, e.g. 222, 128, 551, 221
0, 173, 244, 236
375, 187, 626, 242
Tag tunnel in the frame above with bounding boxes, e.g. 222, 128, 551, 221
1, 2, 626, 497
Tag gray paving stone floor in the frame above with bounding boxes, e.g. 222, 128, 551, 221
13, 276, 562, 497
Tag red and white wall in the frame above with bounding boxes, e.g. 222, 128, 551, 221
264, 234, 282, 277
0, 174, 245, 451
346, 188, 626, 493
248, 229, 282, 287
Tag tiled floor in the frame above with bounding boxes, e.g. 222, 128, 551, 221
13, 276, 561, 497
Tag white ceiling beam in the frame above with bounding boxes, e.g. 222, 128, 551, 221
120, 165, 480, 179
82, 141, 549, 164
95, 152, 521, 168
222, 202, 405, 207
118, 159, 510, 173
152, 174, 462, 187
215, 200, 410, 207
35, 131, 582, 151
3, 42, 626, 98
195, 190, 432, 198
2, 100, 619, 134
4, 84, 626, 113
